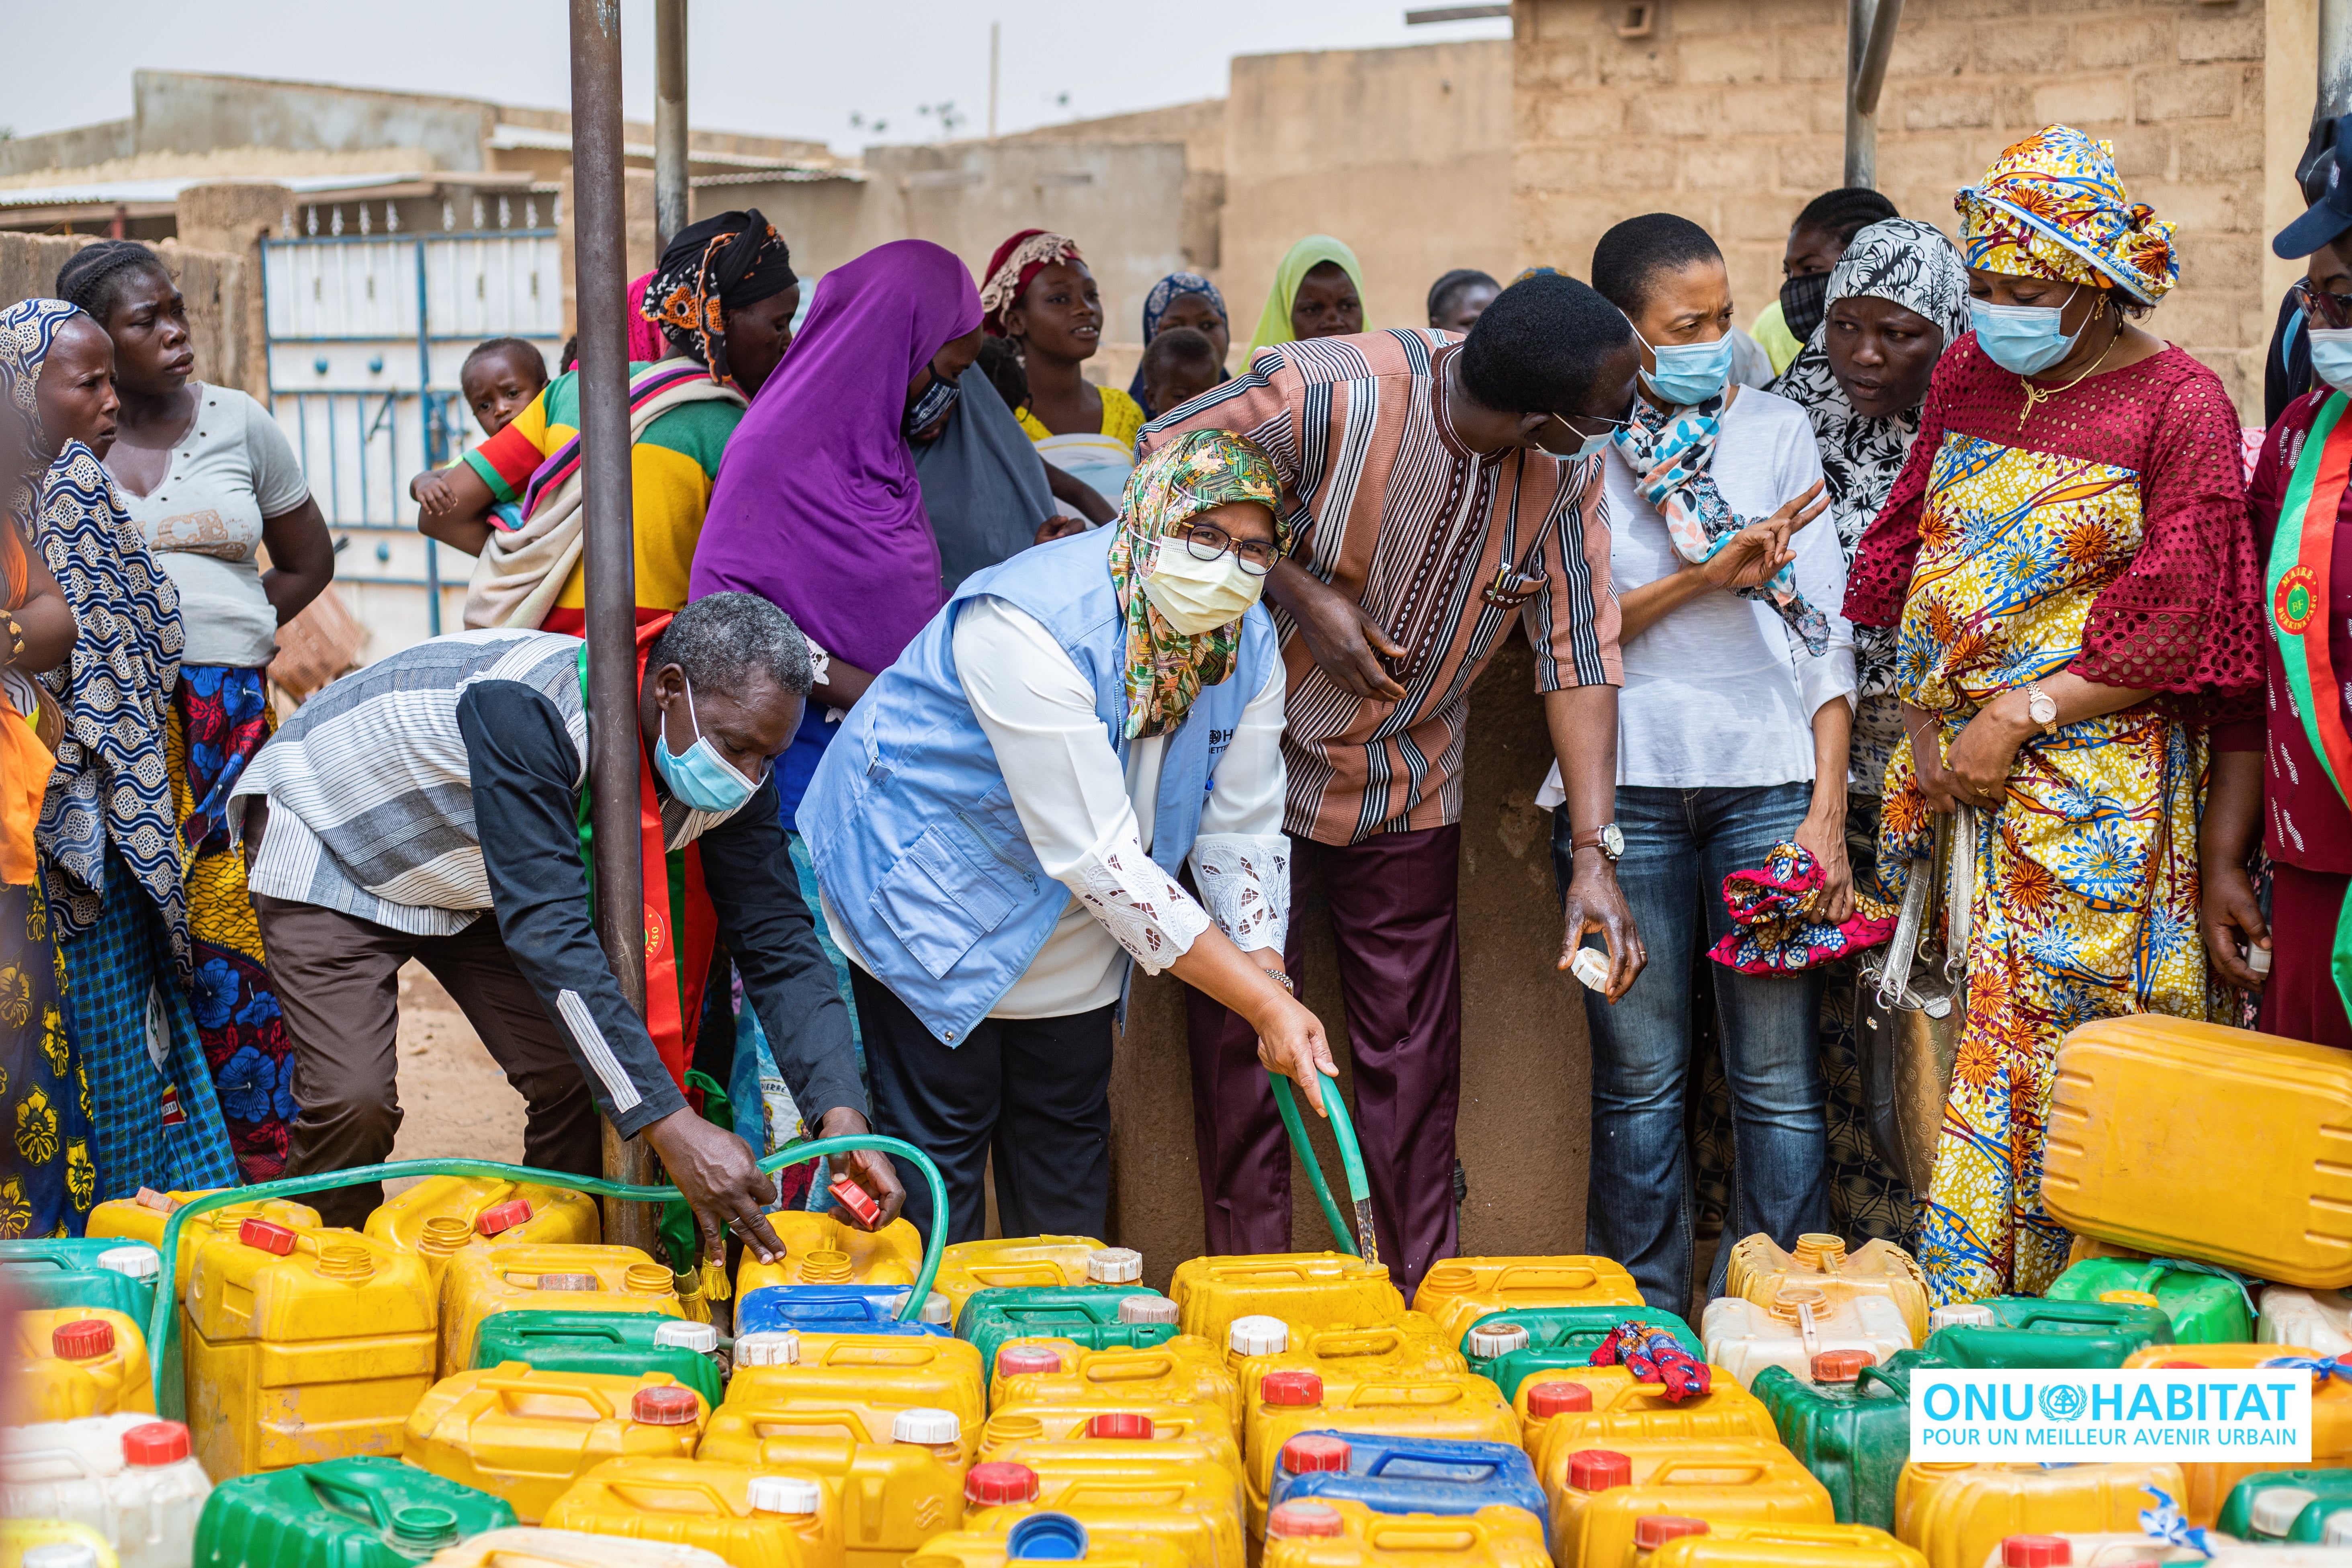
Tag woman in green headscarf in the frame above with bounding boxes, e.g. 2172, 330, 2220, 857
1246, 236, 1369, 358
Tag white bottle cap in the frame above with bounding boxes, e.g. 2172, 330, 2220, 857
1118, 1295, 1179, 1325
22, 1545, 98, 1568
733, 1330, 800, 1367
1569, 948, 1611, 991
651, 1320, 718, 1353
2253, 1486, 2319, 1538
2249, 944, 2274, 975
1086, 1247, 1143, 1283
746, 1474, 824, 1515
892, 1407, 962, 1445
1228, 1314, 1289, 1356
2327, 1511, 2352, 1546
96, 1246, 159, 1283
921, 1291, 953, 1325
1466, 1322, 1531, 1359
1928, 1303, 1996, 1331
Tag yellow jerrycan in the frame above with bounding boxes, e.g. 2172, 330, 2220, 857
1514, 1366, 1777, 1473
1169, 1255, 1404, 1352
1893, 1461, 2186, 1568
366, 1177, 599, 1293
10, 1311, 152, 1422
1543, 1439, 1834, 1568
1726, 1234, 1932, 1347
2122, 1342, 2352, 1523
906, 1524, 1188, 1568
991, 1339, 1240, 1432
735, 1213, 925, 1296
1634, 1519, 1928, 1565
712, 1329, 984, 1465
87, 1189, 322, 1293
1262, 1497, 1552, 1566
931, 1237, 1140, 1323
404, 1366, 706, 1523
1230, 1320, 1467, 1410
182, 1216, 437, 1478
539, 1456, 838, 1568
438, 1244, 682, 1377
2043, 1016, 2352, 1288
1243, 1370, 1518, 1537
976, 1404, 1234, 1461
962, 1443, 1247, 1568
422, 1526, 731, 1566
1411, 1258, 1644, 1347
692, 1406, 968, 1567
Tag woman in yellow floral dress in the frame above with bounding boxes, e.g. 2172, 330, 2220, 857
1843, 127, 2266, 1303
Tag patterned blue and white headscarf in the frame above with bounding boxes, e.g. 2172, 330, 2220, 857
1130, 273, 1230, 413
0, 298, 188, 962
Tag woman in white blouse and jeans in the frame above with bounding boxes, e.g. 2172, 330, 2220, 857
800, 430, 1332, 1242
1555, 213, 1856, 1316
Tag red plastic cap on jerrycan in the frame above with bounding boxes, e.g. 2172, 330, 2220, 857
1813, 1349, 1875, 1382
122, 1422, 190, 1467
1527, 1381, 1596, 1417
1281, 1435, 1351, 1475
829, 1174, 882, 1227
239, 1218, 297, 1255
1568, 1449, 1633, 1492
51, 1319, 115, 1360
2004, 1537, 2074, 1567
966, 1462, 1041, 1506
999, 1344, 1063, 1377
1263, 1370, 1324, 1407
1636, 1517, 1711, 1549
1087, 1412, 1153, 1440
1268, 1502, 1346, 1539
631, 1385, 700, 1426
474, 1199, 533, 1236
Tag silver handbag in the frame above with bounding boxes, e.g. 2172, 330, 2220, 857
1857, 806, 1976, 1195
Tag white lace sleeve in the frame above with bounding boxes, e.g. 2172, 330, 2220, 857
1189, 834, 1290, 954
1071, 837, 1210, 974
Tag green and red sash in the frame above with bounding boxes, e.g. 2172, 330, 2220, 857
575, 617, 717, 1091
2269, 391, 2352, 1018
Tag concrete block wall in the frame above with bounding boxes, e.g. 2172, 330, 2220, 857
0, 231, 250, 398
1511, 0, 2281, 417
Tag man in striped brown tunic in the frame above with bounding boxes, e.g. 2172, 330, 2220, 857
1145, 273, 1648, 1286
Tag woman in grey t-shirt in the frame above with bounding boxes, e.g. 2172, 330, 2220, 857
58, 241, 335, 1184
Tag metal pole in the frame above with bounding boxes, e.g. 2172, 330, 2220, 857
2324, 0, 2352, 121
570, 0, 657, 1254
989, 22, 1001, 141
1843, 0, 1879, 189
654, 0, 690, 251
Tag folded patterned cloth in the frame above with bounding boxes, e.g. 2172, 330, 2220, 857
1589, 1321, 1713, 1402
1706, 839, 1897, 976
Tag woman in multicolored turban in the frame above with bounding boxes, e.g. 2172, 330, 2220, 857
1843, 126, 2265, 1303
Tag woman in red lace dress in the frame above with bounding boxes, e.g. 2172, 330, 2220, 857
1842, 127, 2264, 1303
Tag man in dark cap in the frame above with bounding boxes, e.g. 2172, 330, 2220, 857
2266, 118, 2352, 424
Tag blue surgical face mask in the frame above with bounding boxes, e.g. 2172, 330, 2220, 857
654, 675, 762, 814
1969, 286, 2084, 375
1636, 329, 1736, 407
2310, 327, 2352, 392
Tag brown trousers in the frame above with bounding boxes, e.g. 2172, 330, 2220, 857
254, 895, 602, 1225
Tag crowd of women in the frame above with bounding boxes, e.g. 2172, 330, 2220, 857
2, 118, 2344, 1315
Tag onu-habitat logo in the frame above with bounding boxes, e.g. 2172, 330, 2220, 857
1910, 1369, 2314, 1462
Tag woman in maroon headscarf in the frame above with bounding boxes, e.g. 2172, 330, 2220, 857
689, 239, 985, 835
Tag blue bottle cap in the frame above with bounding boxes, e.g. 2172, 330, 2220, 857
1005, 1511, 1089, 1560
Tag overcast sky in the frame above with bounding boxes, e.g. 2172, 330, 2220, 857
5, 1, 1512, 154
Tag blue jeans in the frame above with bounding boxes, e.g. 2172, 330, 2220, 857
1553, 784, 1830, 1319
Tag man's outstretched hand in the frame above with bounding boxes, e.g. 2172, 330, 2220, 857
643, 1107, 785, 1265
817, 1106, 907, 1230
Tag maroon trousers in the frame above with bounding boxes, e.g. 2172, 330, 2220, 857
1184, 823, 1463, 1290
2264, 861, 2352, 1051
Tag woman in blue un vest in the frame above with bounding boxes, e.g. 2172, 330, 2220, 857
801, 429, 1335, 1241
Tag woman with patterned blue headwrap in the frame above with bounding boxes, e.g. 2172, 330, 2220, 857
1128, 272, 1230, 419
1, 297, 239, 1205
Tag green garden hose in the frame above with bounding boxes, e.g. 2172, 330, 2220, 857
1268, 1071, 1378, 1265
145, 1134, 947, 1414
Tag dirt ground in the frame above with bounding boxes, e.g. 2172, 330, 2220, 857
385, 961, 527, 1169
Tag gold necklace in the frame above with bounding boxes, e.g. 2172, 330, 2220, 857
2018, 319, 2123, 429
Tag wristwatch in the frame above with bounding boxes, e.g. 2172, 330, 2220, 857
1571, 823, 1625, 862
2022, 682, 2058, 735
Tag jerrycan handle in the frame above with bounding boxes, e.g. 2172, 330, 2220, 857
1310, 1326, 1403, 1359
1363, 1519, 1484, 1553
606, 1478, 733, 1513
0, 1257, 71, 1275
1362, 1446, 1497, 1481
1856, 1363, 1913, 1402
1496, 1264, 1600, 1290
1654, 1458, 1768, 1485
1085, 1351, 1177, 1384
0, 1447, 104, 1481
1351, 1382, 1460, 1408
750, 1408, 876, 1442
305, 1466, 400, 1526
477, 1373, 618, 1419
817, 1340, 929, 1368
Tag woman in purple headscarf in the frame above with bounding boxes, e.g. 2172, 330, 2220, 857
690, 239, 987, 832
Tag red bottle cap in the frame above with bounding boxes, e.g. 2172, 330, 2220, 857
50, 1319, 115, 1360
239, 1218, 297, 1255
1634, 1517, 1710, 1549
829, 1174, 881, 1227
1261, 1369, 1324, 1408
2003, 1536, 2074, 1567
1813, 1349, 1875, 1383
1526, 1380, 1595, 1417
1567, 1449, 1632, 1492
1279, 1434, 1351, 1474
964, 1462, 1040, 1506
1267, 1501, 1345, 1539
121, 1422, 190, 1467
1087, 1412, 1153, 1440
998, 1344, 1063, 1378
474, 1199, 533, 1236
630, 1384, 700, 1425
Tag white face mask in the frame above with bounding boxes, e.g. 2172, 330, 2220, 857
2311, 326, 2352, 392
1138, 537, 1265, 635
